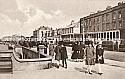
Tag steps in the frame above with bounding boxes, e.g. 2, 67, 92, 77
0, 51, 13, 73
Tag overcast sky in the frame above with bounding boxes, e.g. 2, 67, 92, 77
0, 0, 124, 38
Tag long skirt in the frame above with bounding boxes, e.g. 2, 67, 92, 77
78, 51, 84, 59
55, 53, 61, 61
71, 51, 78, 59
85, 58, 95, 65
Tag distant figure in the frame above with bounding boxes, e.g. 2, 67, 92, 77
115, 41, 118, 51
44, 43, 48, 54
61, 43, 68, 68
37, 42, 39, 52
96, 44, 104, 75
84, 43, 96, 74
78, 43, 85, 62
71, 42, 79, 62
49, 44, 55, 56
54, 43, 62, 68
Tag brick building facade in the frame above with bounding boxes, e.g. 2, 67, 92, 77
82, 2, 125, 43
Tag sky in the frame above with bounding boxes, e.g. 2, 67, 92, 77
0, 0, 124, 38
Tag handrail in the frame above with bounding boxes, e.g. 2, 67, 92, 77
3, 43, 53, 62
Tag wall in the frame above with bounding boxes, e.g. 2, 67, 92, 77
22, 47, 39, 59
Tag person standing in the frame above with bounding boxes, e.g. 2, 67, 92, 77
49, 44, 55, 65
96, 44, 104, 75
44, 42, 48, 54
84, 43, 96, 74
61, 43, 68, 68
49, 44, 55, 56
54, 43, 62, 68
71, 42, 79, 62
78, 43, 85, 62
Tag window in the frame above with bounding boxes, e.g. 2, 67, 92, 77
97, 25, 99, 31
94, 19, 95, 24
116, 31, 119, 38
112, 12, 116, 20
48, 31, 50, 36
113, 32, 115, 38
41, 31, 43, 37
84, 20, 87, 26
113, 22, 116, 29
107, 32, 109, 38
119, 21, 122, 28
102, 15, 104, 22
71, 27, 73, 33
106, 23, 110, 30
97, 17, 99, 23
118, 11, 122, 19
110, 32, 112, 39
68, 28, 69, 33
102, 24, 105, 31
106, 14, 109, 22
104, 33, 106, 38
89, 19, 92, 26
101, 33, 103, 38
99, 33, 100, 38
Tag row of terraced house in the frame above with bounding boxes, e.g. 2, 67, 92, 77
32, 2, 125, 46
32, 20, 83, 44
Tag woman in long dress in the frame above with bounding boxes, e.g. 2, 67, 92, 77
54, 43, 62, 68
71, 42, 79, 61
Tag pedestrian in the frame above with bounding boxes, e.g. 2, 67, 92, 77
54, 43, 62, 68
84, 43, 96, 74
44, 42, 48, 54
78, 43, 85, 62
96, 44, 104, 75
61, 43, 68, 68
71, 42, 79, 62
49, 44, 55, 56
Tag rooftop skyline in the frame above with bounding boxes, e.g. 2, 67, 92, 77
0, 0, 124, 38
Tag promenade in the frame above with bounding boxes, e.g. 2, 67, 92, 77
0, 46, 125, 79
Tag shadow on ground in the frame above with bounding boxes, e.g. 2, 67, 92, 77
74, 67, 99, 75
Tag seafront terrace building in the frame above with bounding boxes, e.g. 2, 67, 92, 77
33, 26, 53, 42
82, 2, 125, 43
57, 20, 83, 42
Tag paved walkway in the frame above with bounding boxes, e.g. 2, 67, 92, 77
104, 50, 125, 62
0, 46, 125, 79
0, 58, 125, 79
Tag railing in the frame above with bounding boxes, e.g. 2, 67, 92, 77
13, 46, 52, 62
12, 46, 52, 70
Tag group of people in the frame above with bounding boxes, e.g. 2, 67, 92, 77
49, 41, 104, 75
85, 43, 104, 75
71, 41, 104, 75
71, 42, 85, 62
49, 42, 68, 69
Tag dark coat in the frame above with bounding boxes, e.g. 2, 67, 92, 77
54, 45, 61, 61
71, 44, 79, 59
61, 47, 68, 59
96, 47, 104, 64
49, 44, 54, 56
78, 44, 85, 59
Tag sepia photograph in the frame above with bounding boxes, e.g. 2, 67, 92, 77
0, 0, 125, 79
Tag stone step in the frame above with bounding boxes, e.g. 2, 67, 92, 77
0, 57, 12, 62
0, 67, 12, 73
